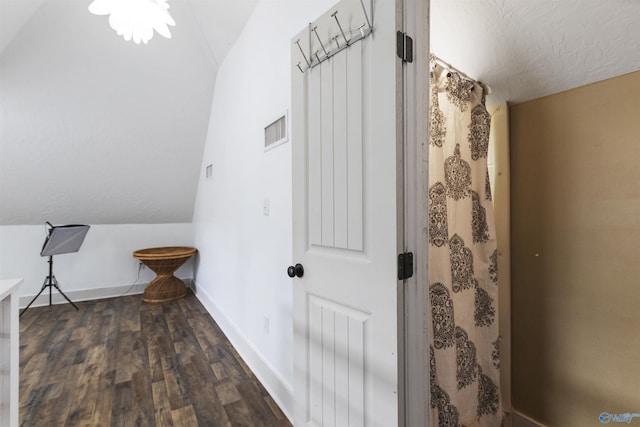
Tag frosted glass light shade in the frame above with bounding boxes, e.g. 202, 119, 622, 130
88, 0, 175, 44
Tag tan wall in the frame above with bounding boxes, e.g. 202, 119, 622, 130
510, 71, 640, 426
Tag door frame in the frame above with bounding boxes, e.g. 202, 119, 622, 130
397, 0, 430, 425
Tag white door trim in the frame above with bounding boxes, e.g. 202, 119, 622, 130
398, 0, 430, 425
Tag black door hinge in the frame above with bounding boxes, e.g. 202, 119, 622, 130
398, 252, 414, 280
396, 31, 413, 63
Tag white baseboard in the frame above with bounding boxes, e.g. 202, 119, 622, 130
512, 410, 545, 427
193, 283, 294, 423
19, 278, 193, 309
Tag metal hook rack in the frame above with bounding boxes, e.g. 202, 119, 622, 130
295, 0, 373, 73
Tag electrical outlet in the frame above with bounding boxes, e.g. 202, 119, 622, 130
138, 261, 145, 271
263, 316, 270, 334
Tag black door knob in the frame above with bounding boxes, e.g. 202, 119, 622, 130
287, 263, 304, 278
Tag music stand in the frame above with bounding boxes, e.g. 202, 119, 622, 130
20, 222, 90, 317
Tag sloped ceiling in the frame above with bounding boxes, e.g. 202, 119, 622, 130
0, 0, 257, 225
0, 0, 638, 225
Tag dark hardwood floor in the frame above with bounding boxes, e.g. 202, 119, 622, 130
19, 292, 291, 427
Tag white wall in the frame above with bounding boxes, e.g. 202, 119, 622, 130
0, 223, 194, 305
192, 0, 336, 419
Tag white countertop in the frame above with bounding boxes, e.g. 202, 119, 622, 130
0, 279, 23, 301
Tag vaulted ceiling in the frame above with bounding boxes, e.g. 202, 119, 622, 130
0, 0, 257, 225
1, 0, 638, 225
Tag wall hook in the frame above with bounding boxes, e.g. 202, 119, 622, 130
312, 26, 329, 58
295, 39, 310, 67
331, 11, 349, 46
297, 1, 374, 72
359, 0, 372, 31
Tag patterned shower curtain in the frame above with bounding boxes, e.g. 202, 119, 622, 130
428, 63, 502, 427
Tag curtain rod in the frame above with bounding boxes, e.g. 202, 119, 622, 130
429, 53, 492, 95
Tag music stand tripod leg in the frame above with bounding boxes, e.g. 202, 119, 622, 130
51, 277, 79, 310
20, 275, 79, 317
20, 276, 51, 317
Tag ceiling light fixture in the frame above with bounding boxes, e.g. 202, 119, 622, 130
88, 0, 175, 44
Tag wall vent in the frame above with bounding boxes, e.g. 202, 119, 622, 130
264, 113, 288, 150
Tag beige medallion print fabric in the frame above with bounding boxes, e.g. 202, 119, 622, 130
428, 63, 502, 427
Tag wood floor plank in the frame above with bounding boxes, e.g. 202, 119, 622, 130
19, 352, 47, 392
131, 370, 156, 427
20, 293, 292, 427
19, 383, 52, 427
236, 381, 290, 427
151, 380, 175, 427
114, 330, 134, 384
66, 344, 107, 425
223, 400, 259, 427
211, 362, 227, 381
180, 358, 231, 426
110, 380, 133, 427
171, 405, 199, 427
41, 363, 83, 426
216, 382, 242, 406
91, 369, 116, 427
147, 336, 166, 383
161, 356, 190, 411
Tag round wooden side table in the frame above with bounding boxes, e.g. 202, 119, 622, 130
133, 246, 196, 303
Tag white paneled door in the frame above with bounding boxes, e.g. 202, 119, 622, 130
291, 0, 402, 426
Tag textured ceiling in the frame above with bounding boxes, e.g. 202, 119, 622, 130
431, 0, 640, 104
